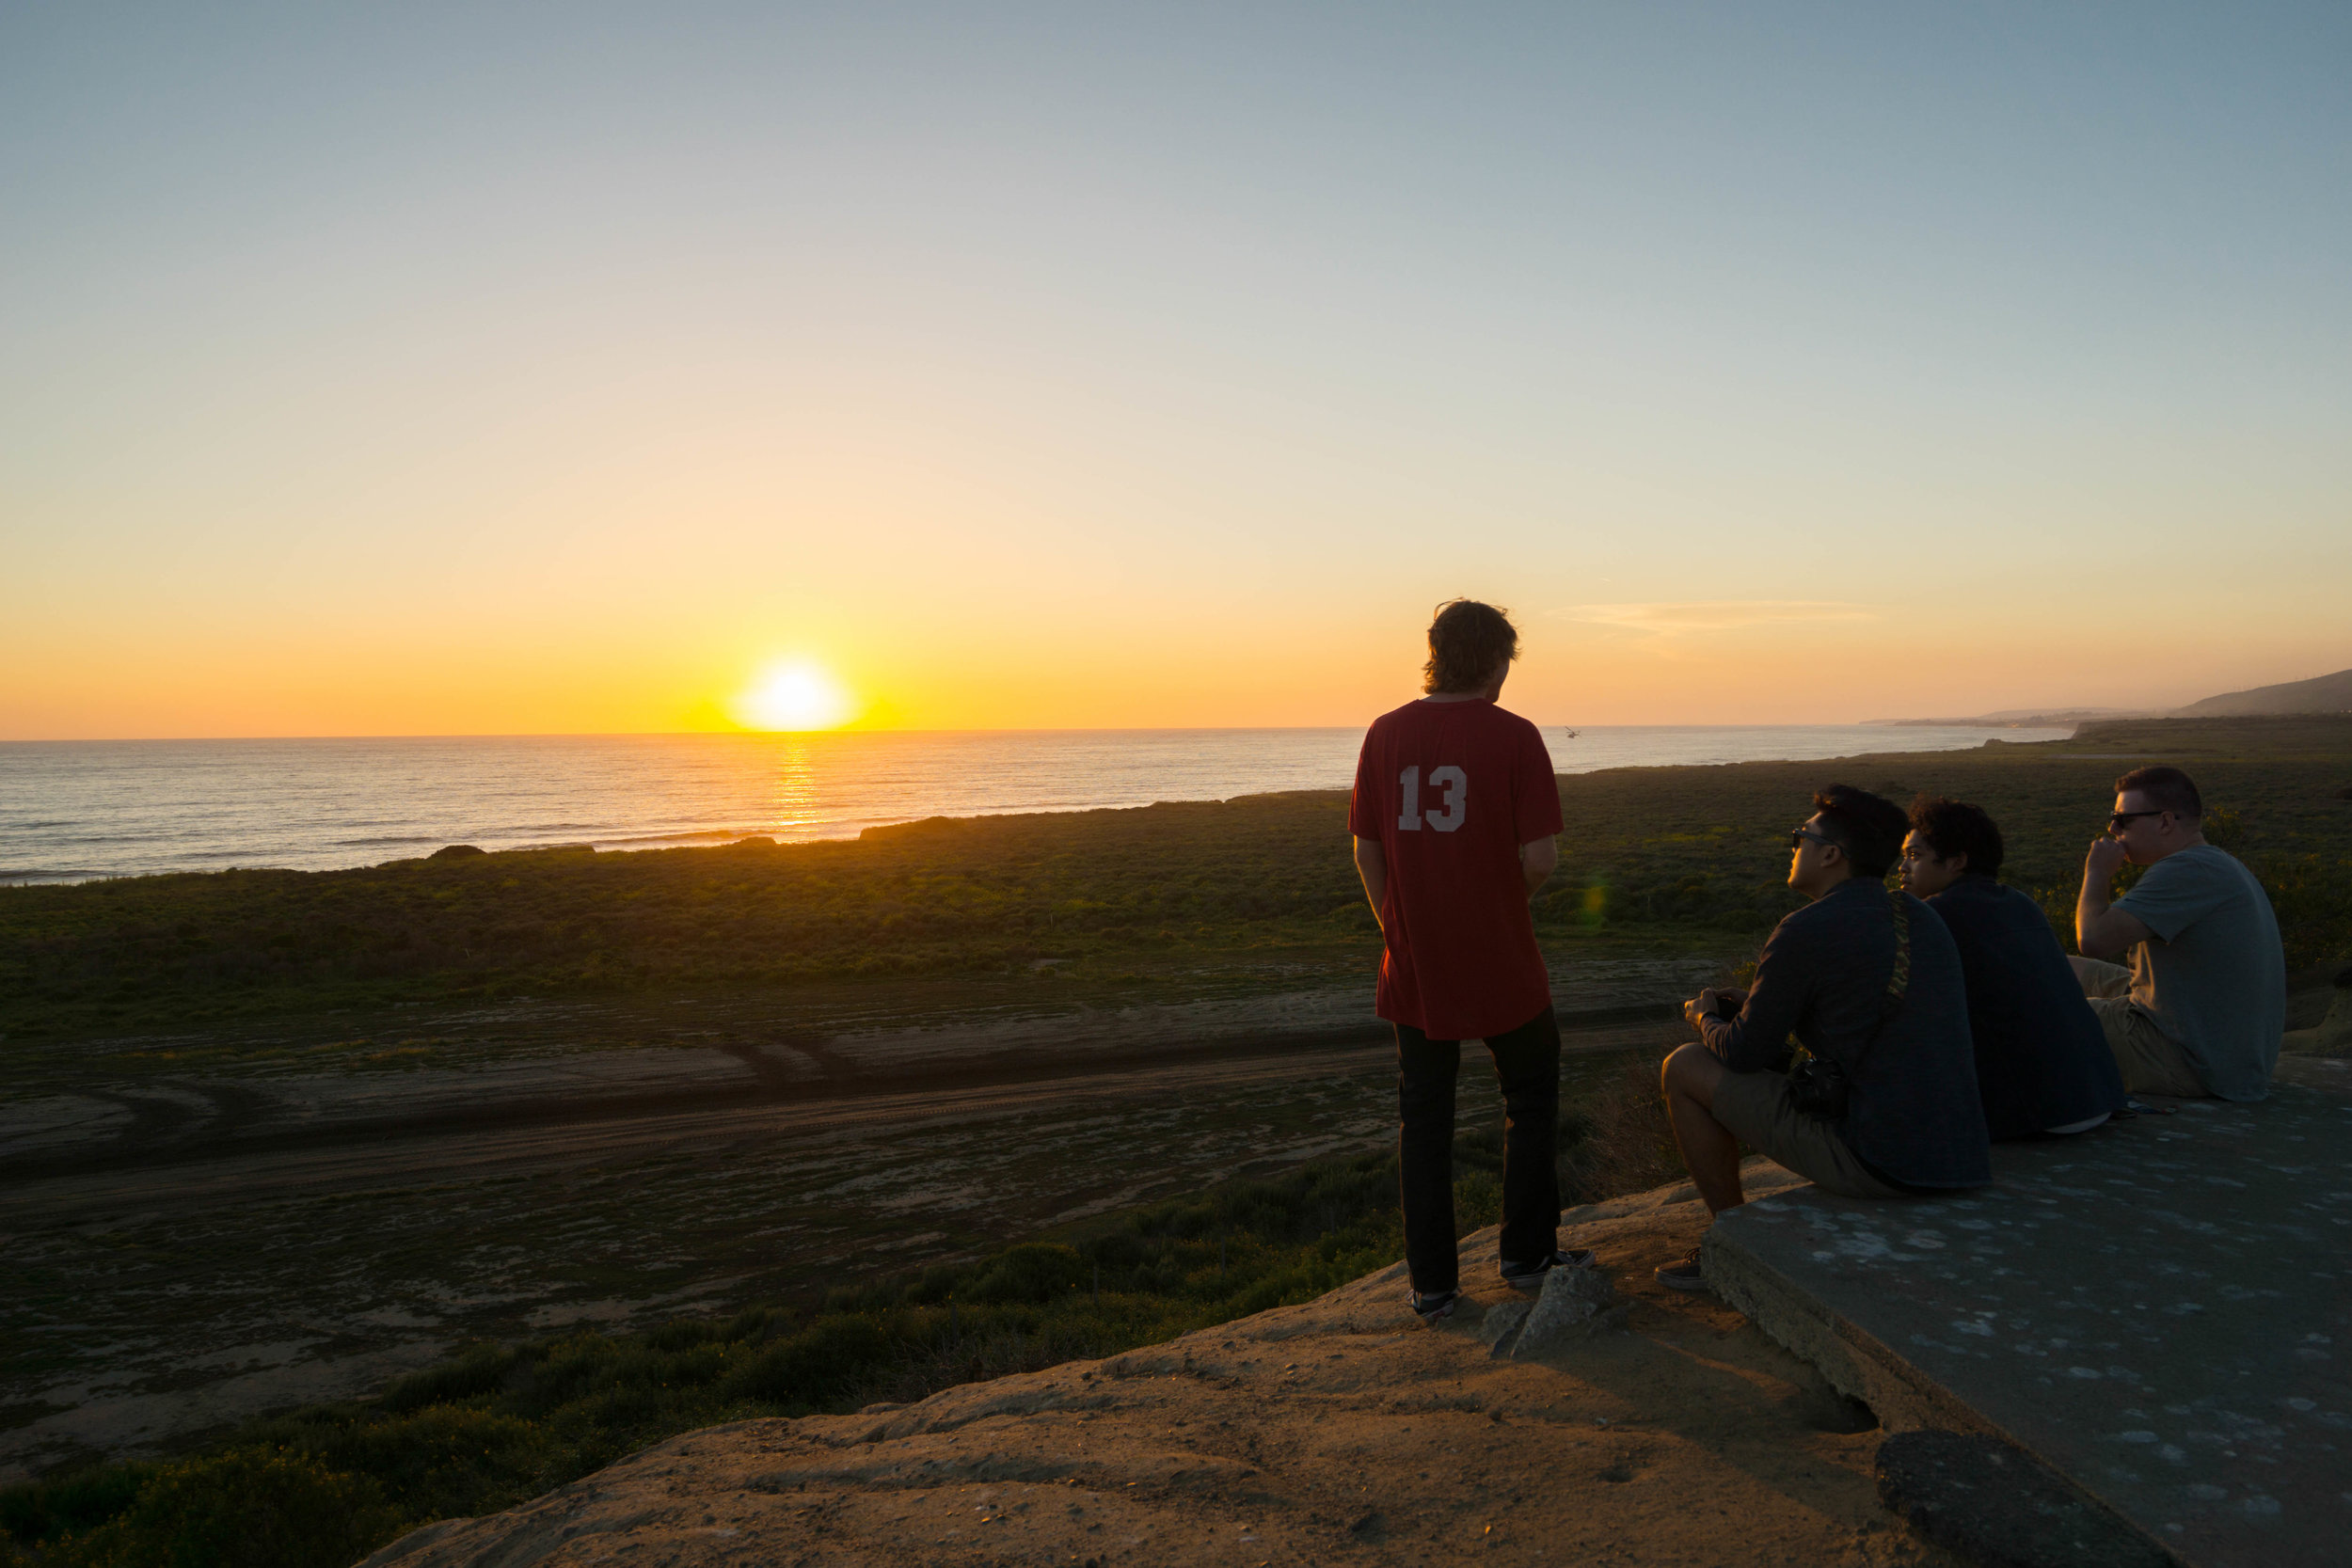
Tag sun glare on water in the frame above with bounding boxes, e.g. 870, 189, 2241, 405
733, 661, 858, 731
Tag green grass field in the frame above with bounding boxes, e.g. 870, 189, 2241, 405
1538, 715, 2352, 970
7, 716, 2347, 1047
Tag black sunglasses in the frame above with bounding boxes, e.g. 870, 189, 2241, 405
1788, 827, 1835, 850
2106, 809, 2167, 832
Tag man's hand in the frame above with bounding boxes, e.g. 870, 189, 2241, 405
2076, 836, 2152, 959
1682, 986, 1744, 1027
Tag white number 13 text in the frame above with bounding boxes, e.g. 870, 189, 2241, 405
1395, 765, 1466, 832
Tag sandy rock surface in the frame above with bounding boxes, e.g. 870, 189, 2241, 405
361, 1161, 1964, 1567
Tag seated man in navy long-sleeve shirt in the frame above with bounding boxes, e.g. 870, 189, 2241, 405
1656, 784, 1991, 1292
1900, 796, 2125, 1140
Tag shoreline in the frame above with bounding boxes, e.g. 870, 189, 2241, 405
1, 722, 2073, 887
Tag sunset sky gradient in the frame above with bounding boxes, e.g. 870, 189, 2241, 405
6, 3, 2348, 737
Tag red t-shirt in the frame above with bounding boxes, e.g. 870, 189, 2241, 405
1348, 698, 1562, 1039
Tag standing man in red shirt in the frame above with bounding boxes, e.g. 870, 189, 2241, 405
1350, 599, 1590, 1322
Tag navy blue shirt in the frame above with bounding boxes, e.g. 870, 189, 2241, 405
1927, 874, 2126, 1140
1700, 879, 1991, 1189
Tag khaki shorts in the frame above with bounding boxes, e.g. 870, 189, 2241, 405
2072, 957, 2208, 1099
1711, 1069, 1905, 1200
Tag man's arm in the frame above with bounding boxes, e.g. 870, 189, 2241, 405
1353, 836, 1388, 930
1519, 835, 1557, 897
1692, 923, 1806, 1073
2076, 838, 2153, 959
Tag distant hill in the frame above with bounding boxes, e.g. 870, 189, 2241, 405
1870, 668, 2352, 729
2172, 668, 2352, 718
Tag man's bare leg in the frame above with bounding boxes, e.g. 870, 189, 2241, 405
1661, 1043, 1745, 1216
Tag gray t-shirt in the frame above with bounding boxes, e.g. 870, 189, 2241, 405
2114, 844, 2285, 1101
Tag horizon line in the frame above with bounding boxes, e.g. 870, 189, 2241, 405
0, 718, 2087, 745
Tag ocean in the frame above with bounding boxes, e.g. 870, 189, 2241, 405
0, 724, 2066, 885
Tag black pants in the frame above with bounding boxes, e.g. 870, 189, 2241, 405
1397, 1005, 1562, 1295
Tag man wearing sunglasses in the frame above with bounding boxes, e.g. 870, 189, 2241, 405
1655, 785, 1988, 1292
2072, 766, 2284, 1100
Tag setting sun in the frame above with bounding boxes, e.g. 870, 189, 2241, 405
732, 661, 858, 732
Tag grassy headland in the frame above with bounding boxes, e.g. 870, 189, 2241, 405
4, 716, 2348, 1564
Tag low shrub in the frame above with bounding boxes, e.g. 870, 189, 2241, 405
721, 1314, 899, 1407
29, 1448, 402, 1568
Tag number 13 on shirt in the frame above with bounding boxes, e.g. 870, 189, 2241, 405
1395, 765, 1467, 832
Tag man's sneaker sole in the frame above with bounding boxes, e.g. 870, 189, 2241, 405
1655, 1264, 1708, 1292
1500, 1248, 1599, 1291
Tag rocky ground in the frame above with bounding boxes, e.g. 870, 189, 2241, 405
360, 1161, 1966, 1568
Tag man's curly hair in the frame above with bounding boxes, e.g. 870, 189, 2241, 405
1422, 599, 1519, 694
1908, 795, 2006, 879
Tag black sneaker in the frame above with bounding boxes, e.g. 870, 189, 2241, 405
1499, 1248, 1599, 1291
1409, 1287, 1461, 1323
1655, 1246, 1707, 1292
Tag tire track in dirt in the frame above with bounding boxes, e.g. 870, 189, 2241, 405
9, 1044, 1381, 1225
11, 1015, 1679, 1227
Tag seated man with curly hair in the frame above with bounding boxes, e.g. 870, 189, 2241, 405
1900, 795, 2125, 1139
1656, 784, 1990, 1292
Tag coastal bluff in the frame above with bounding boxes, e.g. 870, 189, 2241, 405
358, 1163, 1943, 1568
360, 1062, 2351, 1568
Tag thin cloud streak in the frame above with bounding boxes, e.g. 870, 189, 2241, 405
1549, 601, 1880, 633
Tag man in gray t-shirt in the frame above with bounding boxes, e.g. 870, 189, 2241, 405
2073, 765, 2285, 1101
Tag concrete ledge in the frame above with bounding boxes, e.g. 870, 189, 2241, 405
1703, 1226, 1999, 1436
1705, 1083, 2352, 1568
